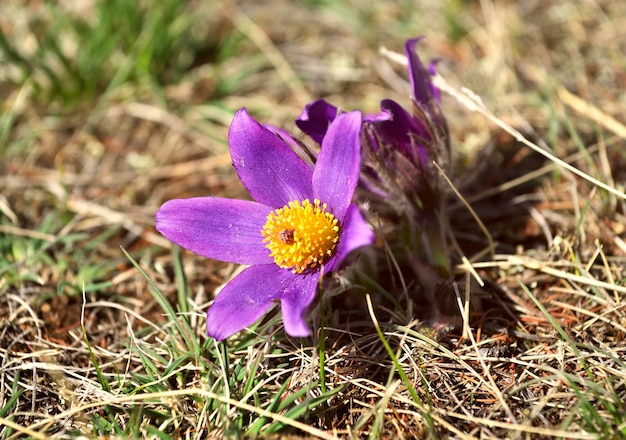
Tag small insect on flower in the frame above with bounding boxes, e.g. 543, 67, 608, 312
279, 229, 295, 244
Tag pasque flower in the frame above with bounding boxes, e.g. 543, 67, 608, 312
155, 108, 373, 340
296, 37, 451, 274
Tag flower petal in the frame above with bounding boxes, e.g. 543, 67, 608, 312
427, 60, 442, 102
206, 264, 287, 340
379, 99, 426, 141
405, 37, 436, 106
265, 123, 315, 167
295, 99, 338, 145
155, 197, 272, 265
280, 272, 319, 337
206, 264, 319, 340
364, 110, 393, 123
229, 108, 314, 207
326, 203, 374, 272
312, 110, 362, 221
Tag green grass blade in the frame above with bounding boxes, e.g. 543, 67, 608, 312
120, 246, 199, 354
517, 279, 594, 379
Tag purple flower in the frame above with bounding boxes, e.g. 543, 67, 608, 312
297, 38, 449, 201
296, 37, 451, 273
155, 108, 374, 340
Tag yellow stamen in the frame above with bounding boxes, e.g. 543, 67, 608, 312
262, 199, 339, 274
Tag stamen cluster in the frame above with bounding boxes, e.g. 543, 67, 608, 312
262, 199, 339, 273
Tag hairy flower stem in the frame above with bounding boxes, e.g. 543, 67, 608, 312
420, 212, 451, 277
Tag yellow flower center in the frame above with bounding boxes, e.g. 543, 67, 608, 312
262, 199, 339, 274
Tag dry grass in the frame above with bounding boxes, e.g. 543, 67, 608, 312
1, 0, 626, 438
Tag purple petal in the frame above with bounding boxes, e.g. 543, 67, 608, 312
326, 203, 374, 272
295, 99, 338, 145
155, 197, 272, 265
379, 99, 425, 141
280, 272, 319, 337
364, 110, 393, 123
206, 264, 287, 340
427, 60, 441, 102
265, 123, 315, 167
229, 108, 313, 207
206, 263, 319, 340
405, 37, 434, 107
312, 111, 362, 221
374, 99, 429, 161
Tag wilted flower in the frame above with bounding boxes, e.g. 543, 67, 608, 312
297, 37, 451, 274
155, 109, 373, 340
